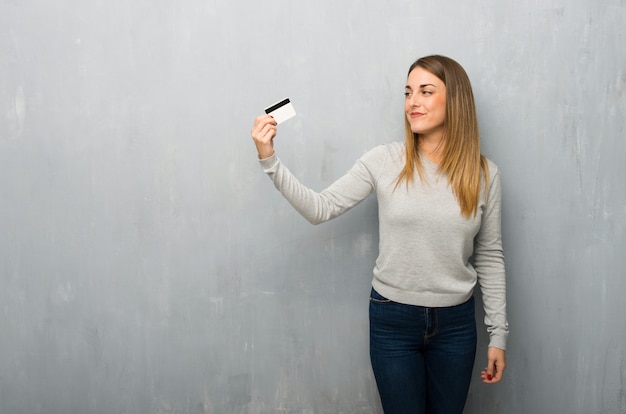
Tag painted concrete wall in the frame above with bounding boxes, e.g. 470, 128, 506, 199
1, 0, 624, 412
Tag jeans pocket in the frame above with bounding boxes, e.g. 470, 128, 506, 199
369, 288, 392, 304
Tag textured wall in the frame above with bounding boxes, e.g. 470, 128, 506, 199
1, 0, 625, 413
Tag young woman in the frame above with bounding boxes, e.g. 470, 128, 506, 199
250, 55, 508, 414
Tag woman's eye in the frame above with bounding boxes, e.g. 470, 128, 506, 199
422, 90, 433, 95
404, 92, 412, 98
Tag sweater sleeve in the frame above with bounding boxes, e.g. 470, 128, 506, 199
258, 147, 384, 224
473, 167, 509, 350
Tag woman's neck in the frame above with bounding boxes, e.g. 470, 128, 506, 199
418, 134, 445, 164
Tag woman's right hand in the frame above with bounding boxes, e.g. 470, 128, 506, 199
251, 114, 278, 159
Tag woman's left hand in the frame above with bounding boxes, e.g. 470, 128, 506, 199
481, 347, 506, 384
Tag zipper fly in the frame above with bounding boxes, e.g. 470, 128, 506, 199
424, 308, 438, 339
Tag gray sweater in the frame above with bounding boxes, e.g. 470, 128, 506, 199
259, 141, 508, 350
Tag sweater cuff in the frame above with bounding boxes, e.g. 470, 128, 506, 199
488, 335, 507, 351
258, 153, 279, 172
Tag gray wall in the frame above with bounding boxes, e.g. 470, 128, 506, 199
1, 0, 625, 413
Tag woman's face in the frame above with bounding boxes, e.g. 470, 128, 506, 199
404, 67, 447, 140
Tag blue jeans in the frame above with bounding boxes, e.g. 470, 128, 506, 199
369, 288, 477, 414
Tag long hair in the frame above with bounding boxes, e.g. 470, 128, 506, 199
395, 55, 489, 218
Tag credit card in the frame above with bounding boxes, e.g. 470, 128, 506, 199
264, 98, 296, 124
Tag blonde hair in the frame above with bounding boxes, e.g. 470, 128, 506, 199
395, 55, 489, 218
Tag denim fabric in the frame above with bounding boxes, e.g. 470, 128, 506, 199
369, 288, 477, 414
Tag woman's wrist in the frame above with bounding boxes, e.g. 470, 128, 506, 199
257, 149, 275, 160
